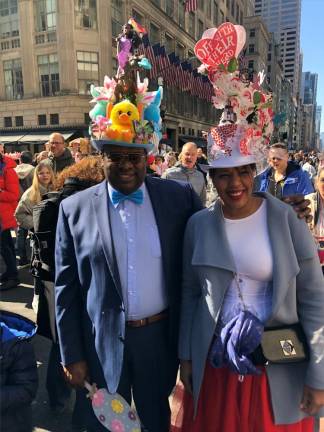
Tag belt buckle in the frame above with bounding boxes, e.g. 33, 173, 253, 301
139, 318, 147, 326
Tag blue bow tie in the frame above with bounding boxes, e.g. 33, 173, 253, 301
111, 189, 144, 206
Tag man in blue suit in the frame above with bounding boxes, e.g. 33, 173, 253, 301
55, 141, 202, 431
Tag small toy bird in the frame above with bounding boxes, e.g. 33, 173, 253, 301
106, 100, 140, 142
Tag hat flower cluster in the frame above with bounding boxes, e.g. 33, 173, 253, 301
194, 22, 274, 165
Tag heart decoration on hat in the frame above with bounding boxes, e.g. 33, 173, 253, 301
85, 381, 142, 432
194, 22, 246, 68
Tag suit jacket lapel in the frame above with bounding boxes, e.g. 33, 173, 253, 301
91, 181, 123, 300
145, 177, 170, 278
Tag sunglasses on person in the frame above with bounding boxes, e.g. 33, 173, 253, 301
105, 153, 146, 164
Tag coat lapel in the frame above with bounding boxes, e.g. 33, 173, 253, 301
91, 181, 123, 300
191, 201, 236, 273
263, 193, 300, 318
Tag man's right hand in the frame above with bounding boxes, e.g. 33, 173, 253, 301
180, 360, 193, 395
63, 360, 89, 388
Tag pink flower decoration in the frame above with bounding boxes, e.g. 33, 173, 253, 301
95, 115, 109, 132
111, 419, 125, 432
92, 389, 105, 408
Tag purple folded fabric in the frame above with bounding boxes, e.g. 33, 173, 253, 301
209, 310, 264, 375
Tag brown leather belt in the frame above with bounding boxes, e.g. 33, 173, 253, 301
126, 310, 168, 328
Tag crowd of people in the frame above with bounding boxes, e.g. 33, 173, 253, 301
1, 133, 324, 432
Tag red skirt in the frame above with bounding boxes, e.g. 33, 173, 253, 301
171, 363, 314, 432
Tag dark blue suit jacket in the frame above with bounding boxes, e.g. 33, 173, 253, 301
55, 176, 202, 392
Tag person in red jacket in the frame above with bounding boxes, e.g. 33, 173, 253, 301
0, 144, 20, 290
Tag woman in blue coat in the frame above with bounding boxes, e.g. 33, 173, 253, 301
175, 125, 324, 432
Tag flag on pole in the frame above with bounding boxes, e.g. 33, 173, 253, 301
185, 0, 198, 12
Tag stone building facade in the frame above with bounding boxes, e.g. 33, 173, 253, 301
0, 0, 251, 151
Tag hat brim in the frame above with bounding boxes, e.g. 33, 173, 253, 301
91, 139, 154, 152
199, 155, 257, 172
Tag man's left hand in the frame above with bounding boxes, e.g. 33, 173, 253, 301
300, 385, 324, 415
282, 194, 312, 223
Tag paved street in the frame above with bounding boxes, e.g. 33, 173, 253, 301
1, 257, 324, 432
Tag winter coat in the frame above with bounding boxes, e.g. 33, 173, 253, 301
162, 165, 206, 205
35, 177, 102, 341
15, 184, 53, 230
46, 148, 74, 174
0, 311, 38, 432
254, 161, 314, 197
14, 163, 35, 196
0, 156, 19, 230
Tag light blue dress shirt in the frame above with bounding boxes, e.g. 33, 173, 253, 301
107, 182, 168, 320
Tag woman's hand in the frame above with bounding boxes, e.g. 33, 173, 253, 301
300, 385, 324, 415
180, 360, 193, 395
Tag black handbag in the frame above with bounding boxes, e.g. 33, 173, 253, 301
253, 323, 309, 365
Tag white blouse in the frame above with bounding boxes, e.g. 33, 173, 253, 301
219, 200, 273, 324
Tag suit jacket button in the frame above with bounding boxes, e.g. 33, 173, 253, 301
119, 335, 125, 342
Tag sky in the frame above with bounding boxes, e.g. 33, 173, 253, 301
300, 0, 324, 132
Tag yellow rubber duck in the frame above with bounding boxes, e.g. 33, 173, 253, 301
106, 100, 140, 143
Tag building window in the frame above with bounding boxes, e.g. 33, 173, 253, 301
236, 5, 239, 22
179, 2, 185, 28
112, 57, 118, 76
38, 53, 60, 96
176, 43, 185, 60
207, 1, 212, 19
250, 29, 255, 38
34, 0, 56, 32
189, 12, 195, 37
111, 0, 123, 38
166, 0, 173, 17
131, 9, 143, 25
38, 114, 47, 125
0, 0, 19, 39
4, 58, 24, 100
213, 1, 218, 25
15, 116, 23, 127
74, 0, 97, 30
165, 33, 173, 53
4, 117, 12, 127
50, 113, 59, 125
198, 19, 204, 37
249, 44, 255, 53
77, 51, 99, 94
150, 22, 160, 45
84, 112, 90, 124
231, 0, 235, 17
248, 60, 254, 70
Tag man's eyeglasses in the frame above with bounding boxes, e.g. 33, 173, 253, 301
105, 153, 146, 164
49, 141, 64, 145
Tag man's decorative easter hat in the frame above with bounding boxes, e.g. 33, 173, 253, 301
89, 19, 162, 153
195, 22, 274, 169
